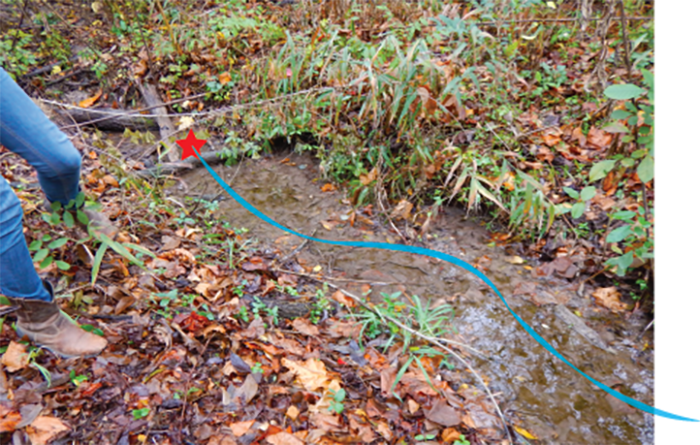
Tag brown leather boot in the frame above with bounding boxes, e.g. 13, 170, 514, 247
7, 282, 107, 358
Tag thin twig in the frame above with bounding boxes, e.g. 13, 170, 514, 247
617, 0, 633, 79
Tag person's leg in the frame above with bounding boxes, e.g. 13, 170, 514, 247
0, 176, 52, 302
0, 67, 81, 206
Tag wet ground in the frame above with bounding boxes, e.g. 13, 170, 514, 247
170, 151, 654, 444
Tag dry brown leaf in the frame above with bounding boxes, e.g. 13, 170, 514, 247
542, 132, 561, 147
425, 400, 461, 427
587, 126, 613, 150
229, 419, 255, 437
266, 432, 305, 445
390, 199, 413, 220
330, 289, 355, 307
0, 411, 21, 433
292, 318, 320, 337
442, 427, 462, 443
321, 183, 337, 192
281, 358, 331, 391
1, 341, 29, 372
286, 405, 300, 421
591, 287, 627, 313
407, 398, 421, 414
219, 72, 232, 85
359, 167, 378, 186
78, 89, 102, 108
26, 416, 69, 445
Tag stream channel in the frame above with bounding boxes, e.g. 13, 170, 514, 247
167, 151, 654, 444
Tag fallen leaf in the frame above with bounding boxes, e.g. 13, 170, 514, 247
286, 405, 300, 421
1, 341, 29, 372
425, 400, 461, 427
591, 287, 627, 313
219, 72, 232, 85
281, 358, 331, 391
505, 255, 525, 265
292, 318, 320, 337
78, 90, 102, 108
229, 419, 255, 437
321, 183, 337, 192
266, 432, 304, 445
442, 427, 462, 443
513, 425, 538, 440
0, 411, 21, 433
587, 126, 613, 150
26, 416, 69, 445
390, 199, 413, 220
177, 116, 195, 131
330, 290, 355, 307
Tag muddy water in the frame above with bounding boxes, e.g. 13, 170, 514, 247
171, 152, 654, 444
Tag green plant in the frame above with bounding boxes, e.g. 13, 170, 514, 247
70, 369, 89, 387
327, 388, 346, 414
560, 185, 596, 220
454, 435, 471, 445
251, 362, 263, 374
310, 286, 331, 324
132, 407, 150, 420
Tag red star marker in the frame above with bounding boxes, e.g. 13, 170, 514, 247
176, 129, 207, 160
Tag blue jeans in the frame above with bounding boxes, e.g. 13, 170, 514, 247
0, 67, 82, 301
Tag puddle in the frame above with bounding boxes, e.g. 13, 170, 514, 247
170, 151, 653, 444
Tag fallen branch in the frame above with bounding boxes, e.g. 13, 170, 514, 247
133, 150, 229, 178
59, 107, 160, 132
136, 80, 179, 162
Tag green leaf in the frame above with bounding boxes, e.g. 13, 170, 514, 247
75, 192, 86, 209
50, 201, 62, 212
571, 202, 585, 219
604, 83, 645, 100
610, 110, 632, 120
55, 261, 71, 271
132, 407, 150, 420
589, 160, 617, 182
620, 157, 635, 168
563, 187, 579, 199
42, 234, 52, 242
637, 155, 654, 183
39, 256, 53, 269
602, 121, 629, 134
29, 240, 42, 251
31, 362, 52, 386
580, 186, 596, 201
33, 248, 50, 263
612, 210, 636, 221
48, 237, 69, 249
49, 212, 61, 225
123, 243, 157, 258
91, 242, 109, 285
607, 225, 632, 243
76, 210, 89, 225
99, 234, 144, 267
607, 251, 634, 277
63, 211, 75, 228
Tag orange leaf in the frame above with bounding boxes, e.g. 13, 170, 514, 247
219, 72, 232, 85
78, 90, 102, 108
26, 416, 69, 445
1, 341, 29, 372
321, 183, 337, 192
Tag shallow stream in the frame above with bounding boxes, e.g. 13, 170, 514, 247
170, 151, 654, 444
